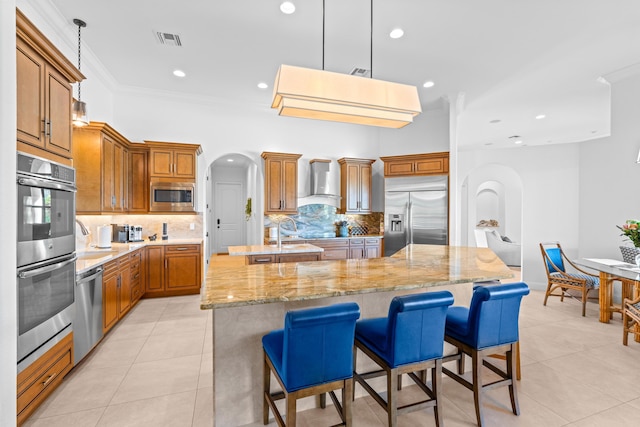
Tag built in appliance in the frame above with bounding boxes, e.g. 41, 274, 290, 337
16, 152, 77, 372
384, 175, 448, 256
74, 266, 103, 364
149, 181, 195, 212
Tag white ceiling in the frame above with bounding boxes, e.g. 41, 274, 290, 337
49, 0, 640, 150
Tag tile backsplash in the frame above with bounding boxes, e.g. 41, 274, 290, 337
76, 214, 203, 250
264, 204, 383, 238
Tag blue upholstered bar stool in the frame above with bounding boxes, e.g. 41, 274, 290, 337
353, 291, 454, 427
262, 302, 360, 426
442, 282, 530, 427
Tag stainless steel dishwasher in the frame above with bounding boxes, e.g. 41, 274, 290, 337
74, 266, 104, 364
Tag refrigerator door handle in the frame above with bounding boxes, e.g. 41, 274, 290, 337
406, 201, 412, 245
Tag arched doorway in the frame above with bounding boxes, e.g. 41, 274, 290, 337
461, 163, 523, 268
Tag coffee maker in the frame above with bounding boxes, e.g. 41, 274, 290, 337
111, 224, 130, 243
129, 225, 143, 242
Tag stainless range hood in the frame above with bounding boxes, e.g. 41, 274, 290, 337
298, 159, 341, 207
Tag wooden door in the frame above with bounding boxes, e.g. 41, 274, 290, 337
174, 150, 196, 179
103, 263, 119, 333
45, 65, 73, 157
149, 148, 173, 177
359, 163, 372, 212
101, 136, 115, 211
264, 157, 283, 213
129, 149, 148, 212
16, 39, 45, 149
145, 246, 165, 295
118, 260, 132, 317
345, 163, 360, 212
165, 252, 200, 291
282, 158, 298, 213
113, 143, 128, 211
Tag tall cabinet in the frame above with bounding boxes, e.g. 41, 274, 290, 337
338, 158, 375, 214
16, 9, 84, 165
73, 122, 131, 214
262, 152, 301, 214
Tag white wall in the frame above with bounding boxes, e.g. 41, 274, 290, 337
0, 2, 17, 424
579, 72, 640, 259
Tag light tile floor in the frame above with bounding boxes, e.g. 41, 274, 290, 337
24, 273, 640, 426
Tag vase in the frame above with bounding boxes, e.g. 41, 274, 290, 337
337, 226, 348, 237
619, 246, 640, 264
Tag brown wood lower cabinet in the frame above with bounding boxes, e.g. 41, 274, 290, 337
17, 332, 73, 426
307, 238, 382, 260
103, 253, 134, 334
309, 239, 350, 260
144, 244, 202, 297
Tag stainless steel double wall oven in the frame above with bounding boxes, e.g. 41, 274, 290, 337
17, 152, 76, 372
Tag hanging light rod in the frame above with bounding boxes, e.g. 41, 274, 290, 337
72, 18, 89, 127
271, 0, 421, 128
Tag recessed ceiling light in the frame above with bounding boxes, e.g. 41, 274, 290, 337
389, 28, 404, 39
422, 81, 435, 88
514, 140, 523, 144
257, 82, 268, 89
280, 1, 295, 14
173, 69, 186, 77
227, 158, 234, 162
535, 114, 546, 120
489, 119, 501, 124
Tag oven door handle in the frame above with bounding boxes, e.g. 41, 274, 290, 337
18, 256, 77, 279
17, 176, 77, 193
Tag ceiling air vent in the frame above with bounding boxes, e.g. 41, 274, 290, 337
350, 67, 371, 78
155, 31, 182, 46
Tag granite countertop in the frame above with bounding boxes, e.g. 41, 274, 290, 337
228, 243, 324, 256
76, 238, 203, 274
201, 244, 514, 309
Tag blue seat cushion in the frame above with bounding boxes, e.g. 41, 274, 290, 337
550, 272, 599, 289
263, 330, 285, 386
354, 317, 388, 353
442, 306, 469, 338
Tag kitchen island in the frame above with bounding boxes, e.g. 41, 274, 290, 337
228, 242, 324, 264
201, 243, 513, 426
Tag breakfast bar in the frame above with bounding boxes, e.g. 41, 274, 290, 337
200, 244, 514, 426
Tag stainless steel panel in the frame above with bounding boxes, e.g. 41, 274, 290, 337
74, 267, 104, 364
409, 190, 448, 245
384, 191, 409, 256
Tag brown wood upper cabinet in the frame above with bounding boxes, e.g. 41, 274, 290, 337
262, 152, 301, 215
16, 9, 84, 166
338, 158, 375, 214
146, 141, 201, 180
73, 122, 131, 214
380, 152, 449, 177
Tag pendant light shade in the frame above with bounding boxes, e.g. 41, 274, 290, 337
271, 0, 421, 128
72, 18, 89, 127
272, 65, 421, 128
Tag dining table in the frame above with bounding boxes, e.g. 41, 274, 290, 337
574, 258, 640, 323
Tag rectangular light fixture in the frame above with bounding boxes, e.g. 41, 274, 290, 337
271, 65, 422, 129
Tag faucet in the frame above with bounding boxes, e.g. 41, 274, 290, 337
76, 219, 90, 236
276, 217, 298, 248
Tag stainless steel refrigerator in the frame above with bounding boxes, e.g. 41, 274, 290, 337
384, 175, 448, 256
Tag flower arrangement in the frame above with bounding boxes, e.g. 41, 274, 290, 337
618, 220, 640, 247
334, 220, 348, 227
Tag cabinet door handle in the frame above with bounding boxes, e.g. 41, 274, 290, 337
175, 247, 188, 251
41, 372, 58, 387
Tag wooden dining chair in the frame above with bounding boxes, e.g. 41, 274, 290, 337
622, 286, 640, 345
539, 242, 599, 316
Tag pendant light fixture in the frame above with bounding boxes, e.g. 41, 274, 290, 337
271, 0, 421, 128
72, 18, 89, 127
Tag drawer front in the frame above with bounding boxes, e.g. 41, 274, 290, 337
349, 238, 365, 246
309, 239, 349, 248
17, 333, 73, 422
165, 245, 200, 254
248, 255, 275, 264
103, 259, 119, 277
322, 248, 349, 260
364, 238, 381, 245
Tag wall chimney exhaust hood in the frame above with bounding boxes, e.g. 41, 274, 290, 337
298, 159, 341, 207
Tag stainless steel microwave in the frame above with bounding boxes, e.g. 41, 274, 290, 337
149, 181, 195, 212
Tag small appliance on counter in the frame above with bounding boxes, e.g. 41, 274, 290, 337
162, 222, 169, 240
111, 224, 130, 243
96, 224, 112, 248
129, 225, 143, 242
